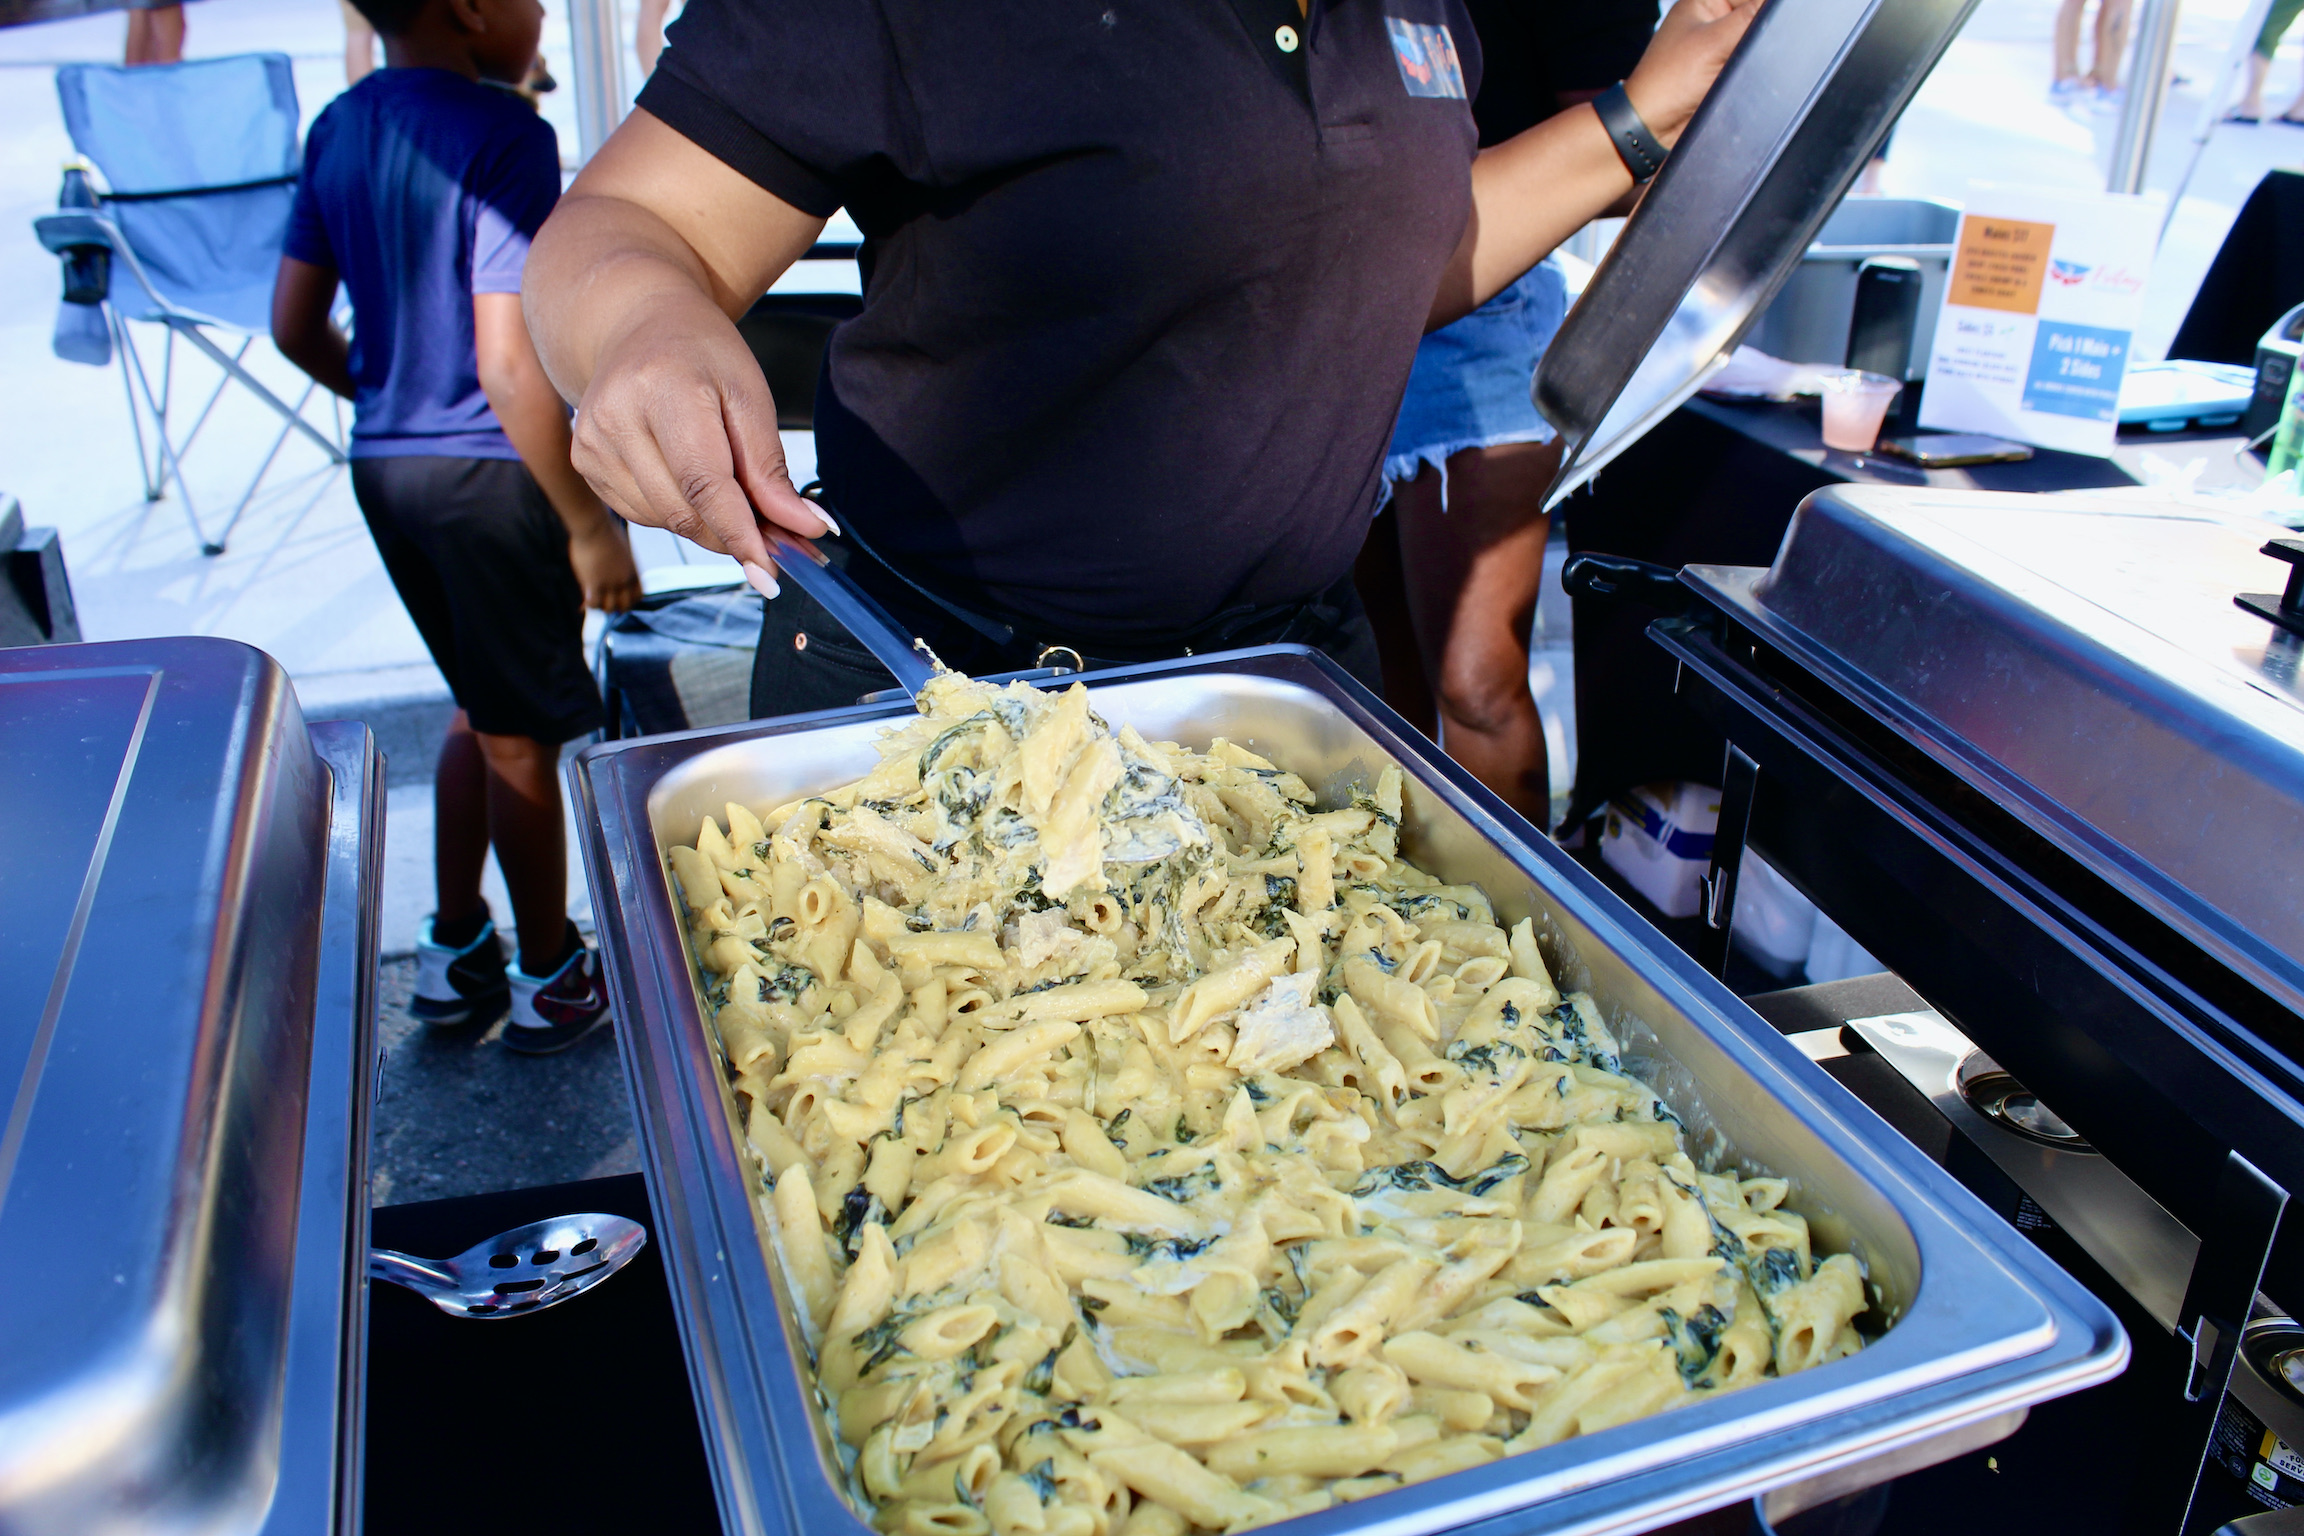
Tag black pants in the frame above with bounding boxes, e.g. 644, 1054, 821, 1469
747, 550, 1383, 719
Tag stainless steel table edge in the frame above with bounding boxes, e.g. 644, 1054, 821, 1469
258, 719, 383, 1536
573, 645, 2127, 1536
1678, 558, 2304, 1113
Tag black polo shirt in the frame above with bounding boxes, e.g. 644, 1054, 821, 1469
641, 0, 1480, 645
1462, 0, 1658, 147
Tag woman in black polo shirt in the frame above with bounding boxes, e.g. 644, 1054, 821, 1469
525, 0, 1755, 714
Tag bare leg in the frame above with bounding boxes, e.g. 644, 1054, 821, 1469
2239, 52, 2273, 117
126, 5, 186, 64
2053, 0, 2087, 83
2091, 0, 2132, 89
635, 0, 672, 75
1392, 440, 1560, 825
1354, 500, 1439, 739
434, 711, 492, 928
472, 729, 569, 973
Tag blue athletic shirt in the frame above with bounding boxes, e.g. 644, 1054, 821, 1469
285, 69, 561, 459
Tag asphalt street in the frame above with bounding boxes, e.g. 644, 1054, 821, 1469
370, 956, 641, 1206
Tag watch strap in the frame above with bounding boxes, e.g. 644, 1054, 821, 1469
1594, 82, 1668, 184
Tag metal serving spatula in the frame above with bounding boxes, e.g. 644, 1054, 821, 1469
368, 1213, 648, 1319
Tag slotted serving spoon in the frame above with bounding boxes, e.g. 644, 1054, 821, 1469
369, 1212, 648, 1319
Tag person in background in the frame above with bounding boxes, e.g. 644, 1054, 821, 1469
123, 0, 184, 64
1356, 0, 1658, 828
342, 0, 377, 82
2051, 0, 2130, 110
271, 0, 639, 1052
2227, 0, 2304, 124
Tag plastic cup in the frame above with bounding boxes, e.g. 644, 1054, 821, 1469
1818, 370, 1903, 452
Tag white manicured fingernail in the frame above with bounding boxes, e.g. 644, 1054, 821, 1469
742, 561, 781, 600
814, 507, 842, 537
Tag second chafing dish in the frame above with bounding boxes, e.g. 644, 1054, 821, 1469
573, 646, 2126, 1536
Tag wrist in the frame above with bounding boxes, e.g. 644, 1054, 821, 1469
1617, 72, 1687, 148
1593, 83, 1673, 184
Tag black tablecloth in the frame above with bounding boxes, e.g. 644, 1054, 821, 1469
2168, 169, 2304, 366
366, 1174, 724, 1534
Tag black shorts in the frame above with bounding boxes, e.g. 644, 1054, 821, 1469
351, 454, 602, 744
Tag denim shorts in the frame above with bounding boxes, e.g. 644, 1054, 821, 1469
1384, 258, 1569, 499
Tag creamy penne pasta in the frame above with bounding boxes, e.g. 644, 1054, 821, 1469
670, 676, 1870, 1536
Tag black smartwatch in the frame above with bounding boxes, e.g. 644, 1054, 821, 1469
1594, 82, 1669, 184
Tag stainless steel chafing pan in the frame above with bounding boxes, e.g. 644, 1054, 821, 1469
572, 646, 2126, 1536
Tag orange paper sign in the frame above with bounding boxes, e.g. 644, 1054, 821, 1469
1949, 215, 2052, 314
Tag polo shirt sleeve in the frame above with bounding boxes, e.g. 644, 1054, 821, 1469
470, 114, 562, 295
1548, 0, 1658, 94
635, 0, 912, 218
282, 110, 336, 269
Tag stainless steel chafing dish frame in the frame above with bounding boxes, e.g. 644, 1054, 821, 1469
1639, 485, 2303, 1531
571, 645, 2125, 1536
266, 717, 384, 1536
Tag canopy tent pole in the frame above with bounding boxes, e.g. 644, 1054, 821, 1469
2155, 0, 2278, 248
2108, 0, 2185, 195
566, 0, 626, 166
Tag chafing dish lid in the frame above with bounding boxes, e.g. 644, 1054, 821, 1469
1707, 483, 2304, 1012
1534, 0, 1977, 505
0, 638, 328, 1532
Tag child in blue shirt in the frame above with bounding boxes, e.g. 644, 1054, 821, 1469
274, 0, 636, 1053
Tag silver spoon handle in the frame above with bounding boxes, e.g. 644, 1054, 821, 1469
765, 527, 940, 698
368, 1248, 458, 1292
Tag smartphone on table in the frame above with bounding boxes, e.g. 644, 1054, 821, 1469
1874, 433, 2035, 468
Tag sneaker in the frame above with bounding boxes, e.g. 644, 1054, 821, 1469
503, 924, 613, 1054
2049, 77, 2085, 106
412, 913, 510, 1028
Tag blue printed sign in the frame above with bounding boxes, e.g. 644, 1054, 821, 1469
2022, 319, 2130, 421
1386, 18, 1466, 99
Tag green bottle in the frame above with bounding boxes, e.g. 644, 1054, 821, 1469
2270, 353, 2304, 478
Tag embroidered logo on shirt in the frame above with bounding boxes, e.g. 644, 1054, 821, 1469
1385, 17, 1466, 99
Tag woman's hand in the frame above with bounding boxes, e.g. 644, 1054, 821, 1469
568, 280, 830, 589
1624, 0, 1768, 145
1432, 0, 1764, 326
526, 110, 835, 589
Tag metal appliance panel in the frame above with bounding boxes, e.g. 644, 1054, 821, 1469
1687, 484, 2304, 1027
0, 639, 328, 1535
1534, 0, 1976, 504
573, 646, 2125, 1536
1846, 1009, 2198, 1333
